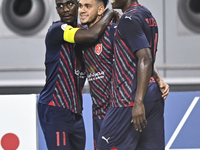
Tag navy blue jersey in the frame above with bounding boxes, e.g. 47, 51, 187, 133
39, 21, 86, 114
111, 4, 162, 107
83, 23, 117, 119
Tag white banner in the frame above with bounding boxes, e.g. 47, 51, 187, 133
0, 94, 38, 150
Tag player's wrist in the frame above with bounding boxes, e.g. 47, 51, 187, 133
155, 76, 162, 83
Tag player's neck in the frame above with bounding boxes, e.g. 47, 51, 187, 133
71, 21, 78, 28
122, 1, 139, 12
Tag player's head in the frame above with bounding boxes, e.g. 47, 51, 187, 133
78, 0, 108, 27
56, 0, 78, 27
111, 0, 138, 11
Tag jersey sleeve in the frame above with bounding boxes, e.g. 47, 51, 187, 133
63, 25, 79, 43
47, 22, 79, 44
119, 15, 150, 53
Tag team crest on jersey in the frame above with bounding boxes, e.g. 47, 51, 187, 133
61, 24, 68, 31
95, 44, 102, 55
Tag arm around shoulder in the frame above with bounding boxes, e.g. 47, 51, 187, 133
74, 9, 114, 43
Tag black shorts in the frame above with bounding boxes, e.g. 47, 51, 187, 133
97, 99, 165, 150
93, 119, 104, 149
38, 103, 85, 150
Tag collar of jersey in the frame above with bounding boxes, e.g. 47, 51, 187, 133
124, 3, 142, 14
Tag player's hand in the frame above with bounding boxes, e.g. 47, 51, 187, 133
131, 102, 147, 132
112, 10, 120, 24
157, 79, 169, 100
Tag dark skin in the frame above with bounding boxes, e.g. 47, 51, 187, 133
110, 0, 168, 133
153, 66, 169, 100
56, 0, 114, 43
131, 48, 152, 132
111, 0, 150, 133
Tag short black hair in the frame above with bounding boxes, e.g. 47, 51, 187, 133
96, 0, 108, 8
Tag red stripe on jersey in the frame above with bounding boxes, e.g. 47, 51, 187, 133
121, 84, 132, 100
90, 83, 107, 100
118, 43, 135, 74
73, 54, 79, 113
117, 32, 136, 59
114, 70, 121, 90
101, 113, 105, 119
114, 50, 132, 86
59, 68, 73, 107
116, 88, 128, 107
98, 53, 112, 73
56, 81, 70, 109
102, 38, 112, 50
53, 94, 61, 107
88, 48, 111, 80
117, 43, 135, 76
85, 56, 111, 94
60, 51, 78, 101
124, 3, 141, 14
65, 43, 70, 53
112, 72, 118, 107
111, 147, 118, 150
113, 64, 132, 102
105, 30, 109, 36
91, 77, 110, 96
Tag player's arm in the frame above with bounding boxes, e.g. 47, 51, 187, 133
131, 48, 152, 132
64, 9, 114, 44
153, 66, 169, 100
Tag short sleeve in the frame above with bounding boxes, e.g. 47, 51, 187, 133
119, 15, 150, 53
47, 22, 67, 45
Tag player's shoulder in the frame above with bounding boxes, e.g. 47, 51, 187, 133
49, 21, 69, 32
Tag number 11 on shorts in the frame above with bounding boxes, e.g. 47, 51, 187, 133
56, 132, 66, 146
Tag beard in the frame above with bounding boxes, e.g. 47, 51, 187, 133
80, 14, 99, 28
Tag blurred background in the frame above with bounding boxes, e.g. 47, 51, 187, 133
0, 0, 200, 94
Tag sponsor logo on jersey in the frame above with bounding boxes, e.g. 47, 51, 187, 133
61, 24, 68, 31
75, 69, 86, 78
125, 16, 132, 20
88, 71, 105, 81
102, 136, 110, 143
95, 44, 102, 55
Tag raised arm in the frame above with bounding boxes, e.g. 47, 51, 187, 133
64, 9, 114, 44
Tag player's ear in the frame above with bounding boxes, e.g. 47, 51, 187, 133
98, 5, 105, 16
